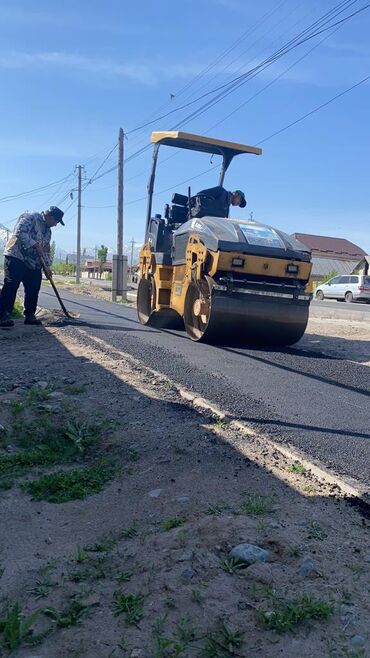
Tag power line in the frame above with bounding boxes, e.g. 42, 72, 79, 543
123, 0, 364, 139
124, 69, 369, 208
256, 72, 370, 145
0, 173, 74, 205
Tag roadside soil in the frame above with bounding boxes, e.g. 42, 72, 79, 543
0, 312, 369, 658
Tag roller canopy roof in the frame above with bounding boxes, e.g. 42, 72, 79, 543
151, 131, 262, 158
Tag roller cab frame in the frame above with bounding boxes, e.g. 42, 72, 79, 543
138, 131, 312, 345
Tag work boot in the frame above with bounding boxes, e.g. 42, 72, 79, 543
24, 314, 42, 326
0, 312, 15, 328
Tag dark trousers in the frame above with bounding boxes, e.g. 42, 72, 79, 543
0, 256, 42, 317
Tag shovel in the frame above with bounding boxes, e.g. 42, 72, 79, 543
39, 255, 76, 320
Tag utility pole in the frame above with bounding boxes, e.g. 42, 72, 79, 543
130, 238, 135, 272
112, 128, 127, 302
76, 165, 82, 284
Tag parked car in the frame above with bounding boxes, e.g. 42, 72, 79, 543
315, 274, 370, 303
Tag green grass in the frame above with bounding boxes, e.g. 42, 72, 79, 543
0, 602, 40, 651
44, 600, 87, 627
10, 298, 23, 319
287, 462, 306, 475
240, 493, 274, 516
63, 384, 86, 395
113, 592, 144, 625
222, 557, 245, 574
160, 518, 185, 532
257, 594, 334, 633
28, 579, 52, 600
203, 622, 243, 657
0, 418, 102, 485
23, 460, 116, 503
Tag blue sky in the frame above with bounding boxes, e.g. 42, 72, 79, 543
0, 0, 369, 257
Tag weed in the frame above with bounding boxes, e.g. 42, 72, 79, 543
288, 545, 302, 558
206, 503, 226, 516
63, 384, 86, 395
0, 602, 40, 651
257, 594, 334, 633
117, 571, 133, 583
341, 590, 353, 605
87, 536, 116, 553
303, 484, 316, 494
113, 592, 144, 625
160, 518, 185, 532
222, 557, 245, 574
191, 589, 201, 604
176, 615, 195, 643
23, 460, 116, 503
241, 493, 274, 516
45, 599, 87, 627
287, 462, 305, 475
0, 417, 101, 482
306, 522, 327, 541
76, 546, 87, 563
63, 420, 100, 455
213, 417, 230, 429
10, 400, 24, 416
26, 385, 52, 402
153, 637, 185, 657
122, 523, 138, 539
11, 298, 23, 319
28, 579, 52, 600
203, 621, 243, 657
162, 598, 175, 610
128, 448, 140, 462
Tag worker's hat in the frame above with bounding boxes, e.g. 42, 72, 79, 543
234, 190, 247, 208
46, 206, 65, 225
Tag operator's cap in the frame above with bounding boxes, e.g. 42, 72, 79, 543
234, 190, 247, 208
46, 206, 65, 225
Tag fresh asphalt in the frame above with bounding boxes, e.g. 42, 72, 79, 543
34, 287, 370, 491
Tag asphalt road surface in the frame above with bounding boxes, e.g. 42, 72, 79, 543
37, 288, 370, 490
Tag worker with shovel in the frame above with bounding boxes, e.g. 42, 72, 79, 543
0, 206, 64, 328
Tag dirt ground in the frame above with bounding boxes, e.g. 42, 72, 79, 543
0, 313, 369, 658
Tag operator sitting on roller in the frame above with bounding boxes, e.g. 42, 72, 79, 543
193, 186, 246, 218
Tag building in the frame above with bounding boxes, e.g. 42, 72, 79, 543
291, 233, 367, 282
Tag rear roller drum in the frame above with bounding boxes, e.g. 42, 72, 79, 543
184, 279, 212, 341
137, 276, 156, 325
137, 276, 183, 330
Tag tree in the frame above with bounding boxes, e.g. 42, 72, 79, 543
320, 269, 338, 284
97, 245, 108, 278
50, 240, 56, 265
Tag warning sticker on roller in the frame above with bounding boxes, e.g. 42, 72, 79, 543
238, 224, 284, 248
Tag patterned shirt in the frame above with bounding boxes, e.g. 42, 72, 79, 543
4, 211, 51, 270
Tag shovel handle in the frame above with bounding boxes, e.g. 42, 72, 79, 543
39, 255, 73, 319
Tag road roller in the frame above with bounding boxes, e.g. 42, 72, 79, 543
137, 131, 312, 345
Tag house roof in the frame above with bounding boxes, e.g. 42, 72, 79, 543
291, 233, 366, 258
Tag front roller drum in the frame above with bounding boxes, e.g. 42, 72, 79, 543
137, 276, 183, 330
184, 278, 309, 345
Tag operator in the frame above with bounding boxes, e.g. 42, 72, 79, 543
193, 186, 246, 218
0, 206, 65, 328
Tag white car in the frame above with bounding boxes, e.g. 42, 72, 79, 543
315, 274, 370, 303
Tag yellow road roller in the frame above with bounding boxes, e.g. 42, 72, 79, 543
137, 131, 312, 345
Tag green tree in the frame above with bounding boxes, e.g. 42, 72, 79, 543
97, 245, 108, 278
320, 269, 338, 284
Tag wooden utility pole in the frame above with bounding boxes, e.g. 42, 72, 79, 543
112, 128, 127, 302
76, 165, 82, 284
117, 127, 124, 259
130, 238, 135, 281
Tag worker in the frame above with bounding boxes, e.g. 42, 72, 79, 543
0, 206, 65, 328
192, 186, 246, 218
